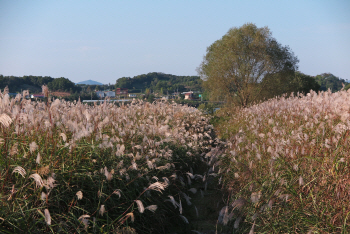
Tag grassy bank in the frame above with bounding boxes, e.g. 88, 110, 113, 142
214, 90, 350, 233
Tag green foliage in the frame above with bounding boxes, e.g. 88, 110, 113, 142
0, 75, 83, 94
146, 94, 155, 103
260, 71, 321, 100
315, 73, 347, 92
293, 72, 321, 94
0, 75, 55, 93
63, 92, 98, 101
198, 23, 299, 107
175, 100, 204, 108
47, 77, 81, 92
198, 102, 220, 115
115, 72, 202, 93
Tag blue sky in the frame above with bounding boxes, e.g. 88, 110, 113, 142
0, 0, 349, 84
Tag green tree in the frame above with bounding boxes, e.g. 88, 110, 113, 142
345, 83, 350, 90
315, 73, 347, 92
198, 23, 299, 107
260, 71, 320, 99
293, 72, 320, 94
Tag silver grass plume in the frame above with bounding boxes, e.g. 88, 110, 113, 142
36, 152, 41, 164
29, 142, 38, 153
165, 195, 179, 208
113, 189, 122, 198
0, 113, 12, 128
135, 200, 144, 213
188, 188, 197, 194
44, 209, 51, 225
126, 212, 134, 222
12, 166, 26, 178
76, 191, 83, 200
42, 85, 49, 97
3, 86, 9, 94
231, 197, 246, 210
78, 215, 90, 229
44, 176, 56, 190
41, 192, 47, 201
179, 215, 189, 224
59, 133, 67, 142
29, 173, 44, 188
104, 167, 113, 181
99, 205, 106, 216
218, 206, 230, 225
145, 205, 157, 212
251, 191, 262, 204
234, 216, 242, 229
148, 181, 168, 193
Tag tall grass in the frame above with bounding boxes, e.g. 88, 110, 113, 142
216, 89, 350, 233
0, 88, 217, 233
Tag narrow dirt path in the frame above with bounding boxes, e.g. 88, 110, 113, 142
170, 160, 232, 234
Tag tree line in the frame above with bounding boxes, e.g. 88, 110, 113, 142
115, 72, 203, 94
0, 75, 81, 93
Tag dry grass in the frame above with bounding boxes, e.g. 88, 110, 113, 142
0, 90, 218, 233
216, 89, 350, 233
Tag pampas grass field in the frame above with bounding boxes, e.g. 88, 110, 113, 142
216, 89, 350, 233
0, 86, 218, 233
2, 86, 350, 233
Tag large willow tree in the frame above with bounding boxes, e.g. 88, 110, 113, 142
198, 23, 299, 107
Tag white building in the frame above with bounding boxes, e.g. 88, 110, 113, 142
105, 91, 116, 97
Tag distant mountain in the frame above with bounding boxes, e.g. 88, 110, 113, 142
76, 80, 104, 85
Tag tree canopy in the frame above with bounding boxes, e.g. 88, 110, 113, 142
47, 77, 80, 92
198, 23, 299, 107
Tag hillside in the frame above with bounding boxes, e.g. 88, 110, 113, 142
115, 72, 203, 93
315, 73, 348, 92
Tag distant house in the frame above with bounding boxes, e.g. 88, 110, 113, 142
183, 91, 194, 100
116, 88, 128, 95
105, 91, 115, 97
96, 91, 105, 98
